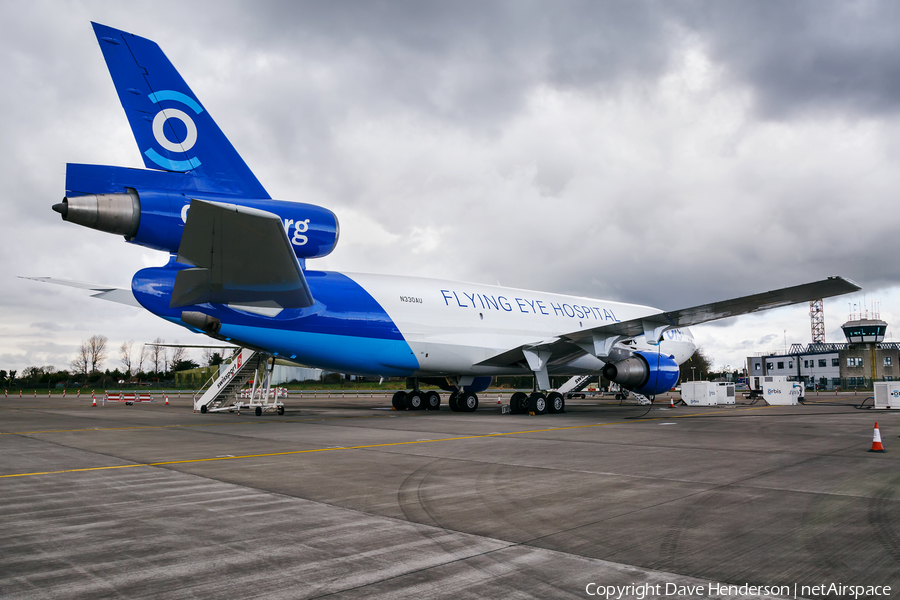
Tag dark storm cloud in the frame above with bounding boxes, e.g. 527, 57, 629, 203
686, 1, 900, 119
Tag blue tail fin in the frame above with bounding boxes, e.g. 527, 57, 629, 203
91, 22, 269, 198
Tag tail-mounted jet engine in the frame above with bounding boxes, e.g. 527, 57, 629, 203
601, 350, 679, 396
53, 182, 339, 260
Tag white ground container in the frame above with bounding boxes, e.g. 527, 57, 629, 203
716, 382, 736, 405
680, 382, 719, 406
873, 382, 900, 409
759, 376, 802, 405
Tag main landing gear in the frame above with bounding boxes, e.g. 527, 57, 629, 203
508, 391, 565, 415
391, 389, 442, 411
390, 389, 480, 412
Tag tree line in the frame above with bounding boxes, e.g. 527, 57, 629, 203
2, 335, 225, 389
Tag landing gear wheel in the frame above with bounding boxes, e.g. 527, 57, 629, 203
277, 406, 285, 416
509, 392, 528, 414
200, 405, 208, 414
391, 390, 407, 410
448, 391, 461, 412
547, 392, 565, 414
405, 390, 424, 410
459, 392, 479, 412
425, 391, 441, 410
255, 406, 262, 416
528, 393, 547, 415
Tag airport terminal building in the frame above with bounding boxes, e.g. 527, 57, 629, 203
746, 316, 900, 390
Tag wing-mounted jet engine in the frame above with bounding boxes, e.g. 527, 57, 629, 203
601, 350, 680, 397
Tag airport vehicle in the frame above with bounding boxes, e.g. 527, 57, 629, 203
37, 23, 860, 414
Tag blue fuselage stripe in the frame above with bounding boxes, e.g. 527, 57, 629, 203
135, 267, 419, 376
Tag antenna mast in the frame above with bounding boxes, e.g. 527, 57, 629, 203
810, 299, 825, 343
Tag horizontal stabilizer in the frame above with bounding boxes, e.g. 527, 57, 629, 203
19, 277, 140, 307
171, 200, 314, 310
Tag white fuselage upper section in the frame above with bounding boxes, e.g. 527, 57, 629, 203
345, 272, 697, 376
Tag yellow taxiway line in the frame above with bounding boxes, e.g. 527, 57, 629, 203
0, 405, 771, 479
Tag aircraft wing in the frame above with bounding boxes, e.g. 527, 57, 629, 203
170, 199, 315, 310
19, 276, 140, 307
477, 276, 861, 368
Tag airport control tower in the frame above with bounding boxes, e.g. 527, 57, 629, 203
840, 308, 891, 382
841, 315, 887, 344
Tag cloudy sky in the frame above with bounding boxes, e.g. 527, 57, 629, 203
2, 0, 899, 376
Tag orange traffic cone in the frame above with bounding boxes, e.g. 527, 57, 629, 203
669, 397, 675, 408
165, 394, 169, 405
869, 422, 887, 453
91, 393, 97, 407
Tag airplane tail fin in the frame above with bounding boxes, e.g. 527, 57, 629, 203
91, 22, 269, 198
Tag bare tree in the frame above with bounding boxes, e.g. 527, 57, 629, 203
120, 341, 134, 375
137, 344, 147, 375
170, 346, 187, 367
71, 342, 90, 376
201, 347, 212, 367
150, 338, 165, 374
87, 335, 108, 373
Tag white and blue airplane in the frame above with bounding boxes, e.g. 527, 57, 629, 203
38, 23, 860, 414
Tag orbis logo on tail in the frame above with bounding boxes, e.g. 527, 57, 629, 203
144, 90, 203, 172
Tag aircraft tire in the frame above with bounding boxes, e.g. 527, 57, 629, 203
392, 390, 407, 410
547, 392, 565, 414
255, 406, 262, 416
509, 392, 528, 414
448, 391, 460, 412
459, 392, 479, 412
425, 391, 441, 410
405, 390, 424, 410
528, 393, 548, 415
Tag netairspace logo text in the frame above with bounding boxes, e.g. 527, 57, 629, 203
584, 582, 892, 599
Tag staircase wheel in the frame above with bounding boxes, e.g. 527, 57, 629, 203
255, 406, 262, 416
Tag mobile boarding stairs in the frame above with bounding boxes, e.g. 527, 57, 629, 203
193, 348, 285, 416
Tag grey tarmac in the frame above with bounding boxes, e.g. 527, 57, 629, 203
1, 391, 897, 599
